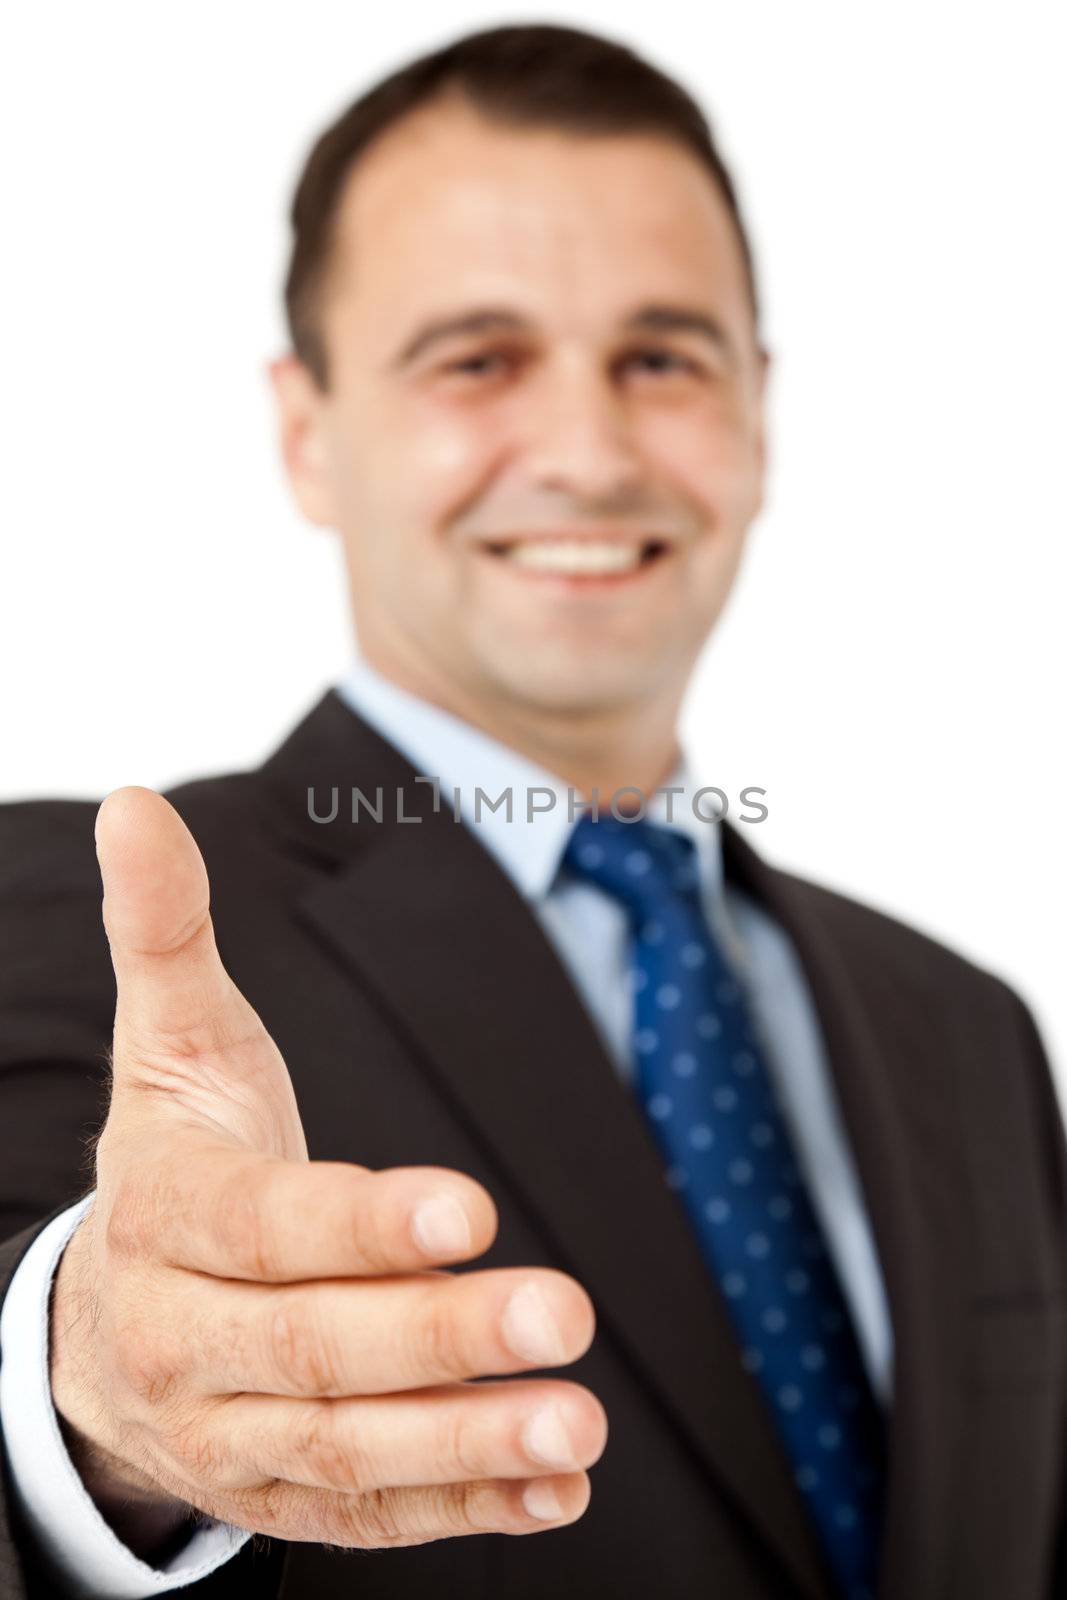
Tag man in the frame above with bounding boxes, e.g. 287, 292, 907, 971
0, 21, 1063, 1600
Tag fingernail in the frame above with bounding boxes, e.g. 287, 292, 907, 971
522, 1403, 576, 1470
501, 1281, 567, 1366
411, 1193, 471, 1257
523, 1480, 564, 1521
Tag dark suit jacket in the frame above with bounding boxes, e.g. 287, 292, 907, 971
1, 691, 1064, 1600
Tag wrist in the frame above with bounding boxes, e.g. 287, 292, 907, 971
50, 1218, 191, 1536
55, 1408, 196, 1558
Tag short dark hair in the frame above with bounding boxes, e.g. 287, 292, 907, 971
284, 22, 760, 389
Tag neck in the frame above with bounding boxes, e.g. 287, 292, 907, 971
358, 648, 686, 802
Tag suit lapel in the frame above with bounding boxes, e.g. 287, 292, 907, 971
720, 829, 970, 1600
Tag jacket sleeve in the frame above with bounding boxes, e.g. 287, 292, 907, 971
0, 800, 119, 1600
1033, 1025, 1067, 1598
1004, 985, 1067, 1598
0, 800, 115, 1242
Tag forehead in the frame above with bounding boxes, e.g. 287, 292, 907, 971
321, 97, 752, 340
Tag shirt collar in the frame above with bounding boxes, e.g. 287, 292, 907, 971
335, 655, 725, 906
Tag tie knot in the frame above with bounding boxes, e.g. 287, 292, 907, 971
562, 812, 700, 916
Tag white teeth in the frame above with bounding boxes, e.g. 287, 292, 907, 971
500, 540, 645, 575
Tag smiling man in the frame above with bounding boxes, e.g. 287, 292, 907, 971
272, 83, 766, 800
0, 22, 1064, 1600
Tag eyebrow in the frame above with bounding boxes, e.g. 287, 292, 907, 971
388, 301, 736, 370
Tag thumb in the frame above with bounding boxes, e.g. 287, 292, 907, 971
95, 787, 299, 1152
96, 785, 228, 1046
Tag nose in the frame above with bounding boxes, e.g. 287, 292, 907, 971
520, 352, 644, 505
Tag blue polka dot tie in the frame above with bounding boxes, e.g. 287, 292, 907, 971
563, 813, 887, 1600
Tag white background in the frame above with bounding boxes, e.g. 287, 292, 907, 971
2, 3, 1064, 1092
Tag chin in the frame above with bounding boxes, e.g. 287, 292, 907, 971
480, 650, 670, 719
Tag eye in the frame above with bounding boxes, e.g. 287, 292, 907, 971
622, 348, 702, 376
441, 351, 513, 377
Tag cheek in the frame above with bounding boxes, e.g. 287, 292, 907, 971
642, 404, 762, 530
389, 400, 505, 536
332, 388, 494, 537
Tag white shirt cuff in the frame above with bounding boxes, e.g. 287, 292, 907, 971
0, 1194, 251, 1596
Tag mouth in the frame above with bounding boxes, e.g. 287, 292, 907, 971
477, 534, 672, 583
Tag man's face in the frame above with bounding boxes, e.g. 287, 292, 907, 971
274, 96, 768, 725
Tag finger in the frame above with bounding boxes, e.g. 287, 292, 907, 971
95, 786, 267, 1067
226, 1471, 592, 1546
117, 1143, 497, 1280
172, 1266, 596, 1398
185, 1379, 607, 1495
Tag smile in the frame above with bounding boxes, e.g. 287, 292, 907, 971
479, 537, 670, 581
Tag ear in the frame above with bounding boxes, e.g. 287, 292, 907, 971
752, 344, 771, 477
267, 354, 339, 528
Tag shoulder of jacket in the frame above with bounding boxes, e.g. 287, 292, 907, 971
0, 797, 102, 897
771, 863, 1017, 1006
0, 768, 259, 899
